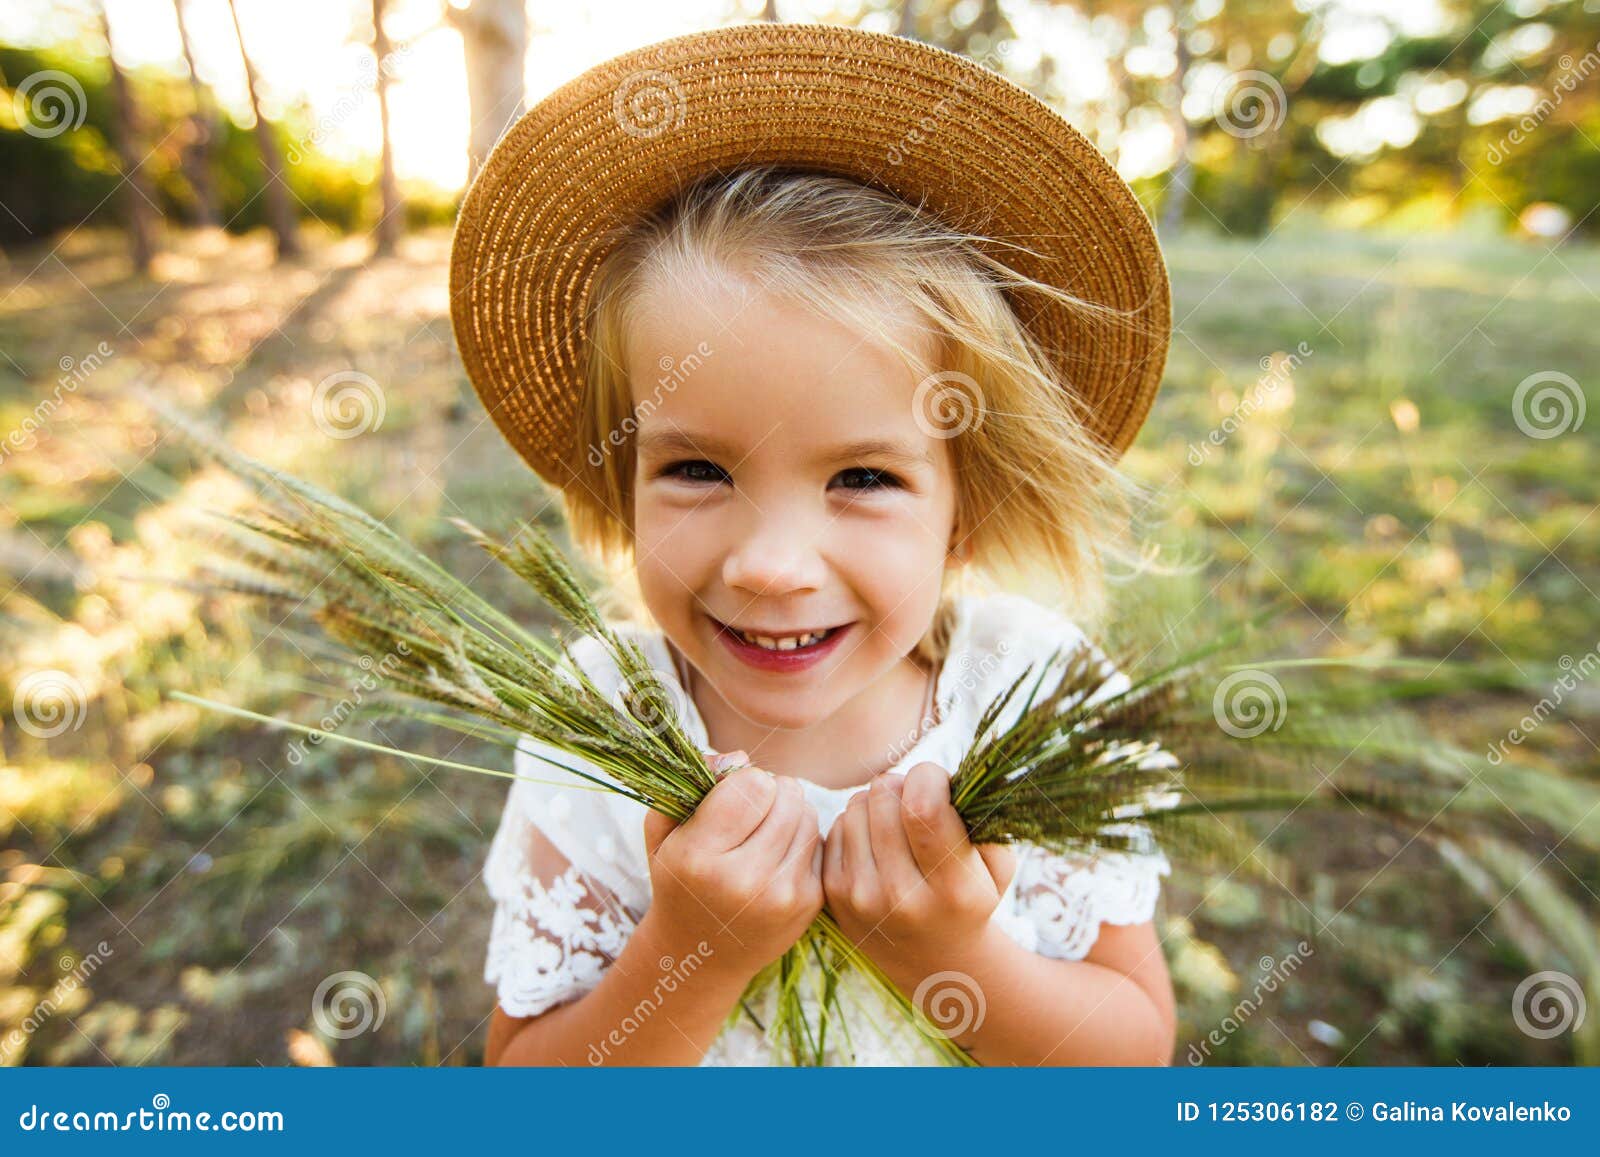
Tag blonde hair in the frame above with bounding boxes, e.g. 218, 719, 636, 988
556, 164, 1158, 663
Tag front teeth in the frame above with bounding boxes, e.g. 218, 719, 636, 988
735, 627, 831, 651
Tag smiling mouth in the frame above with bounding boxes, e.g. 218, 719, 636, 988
709, 616, 851, 652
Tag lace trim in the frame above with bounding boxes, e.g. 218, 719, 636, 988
484, 862, 638, 1019
1003, 845, 1171, 961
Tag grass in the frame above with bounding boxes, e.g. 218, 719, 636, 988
0, 221, 1596, 1066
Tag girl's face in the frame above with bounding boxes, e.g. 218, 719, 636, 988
625, 268, 960, 731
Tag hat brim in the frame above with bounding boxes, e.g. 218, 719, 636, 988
449, 21, 1170, 486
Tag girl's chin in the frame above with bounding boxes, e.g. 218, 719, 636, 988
703, 683, 833, 731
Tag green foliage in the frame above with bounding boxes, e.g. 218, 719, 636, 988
0, 44, 455, 246
0, 46, 119, 243
2, 209, 1594, 1065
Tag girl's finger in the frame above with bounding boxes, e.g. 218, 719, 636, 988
866, 773, 920, 890
839, 788, 877, 889
822, 814, 846, 897
733, 773, 804, 864
643, 807, 679, 857
774, 801, 820, 882
977, 842, 1018, 894
705, 749, 750, 777
899, 762, 971, 881
684, 765, 777, 851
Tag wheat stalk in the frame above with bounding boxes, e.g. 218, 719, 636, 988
153, 401, 1547, 1065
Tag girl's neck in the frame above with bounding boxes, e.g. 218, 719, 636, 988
674, 645, 939, 790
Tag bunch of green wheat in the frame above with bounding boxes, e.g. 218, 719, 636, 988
155, 406, 1494, 1066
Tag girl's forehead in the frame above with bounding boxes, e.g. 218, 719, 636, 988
625, 273, 940, 428
630, 349, 935, 462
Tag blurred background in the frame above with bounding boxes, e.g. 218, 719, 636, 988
2, 0, 1597, 1067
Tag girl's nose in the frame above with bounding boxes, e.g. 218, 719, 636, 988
721, 518, 827, 596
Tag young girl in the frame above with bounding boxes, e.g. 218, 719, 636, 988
452, 24, 1176, 1066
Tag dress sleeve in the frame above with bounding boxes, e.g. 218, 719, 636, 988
481, 734, 651, 1019
1007, 840, 1172, 961
997, 602, 1180, 960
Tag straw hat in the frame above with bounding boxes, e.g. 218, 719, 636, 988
449, 21, 1170, 488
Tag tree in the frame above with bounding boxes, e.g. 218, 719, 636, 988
1071, 0, 1324, 236
96, 0, 156, 272
898, 0, 918, 40
371, 0, 401, 256
226, 0, 300, 259
448, 0, 527, 183
171, 0, 220, 227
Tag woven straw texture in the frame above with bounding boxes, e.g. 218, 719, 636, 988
449, 22, 1171, 486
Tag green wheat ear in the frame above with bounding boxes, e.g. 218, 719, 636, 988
449, 517, 613, 643
148, 391, 1586, 1067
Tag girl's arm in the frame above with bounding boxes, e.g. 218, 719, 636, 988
485, 909, 758, 1066
873, 917, 1176, 1066
488, 766, 824, 1066
824, 765, 1177, 1066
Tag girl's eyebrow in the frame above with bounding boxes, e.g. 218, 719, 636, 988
824, 437, 933, 469
636, 426, 931, 468
635, 427, 734, 459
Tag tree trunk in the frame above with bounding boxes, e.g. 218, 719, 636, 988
448, 0, 527, 183
897, 0, 918, 41
227, 0, 300, 259
98, 1, 156, 273
172, 0, 220, 227
371, 0, 401, 256
1103, 33, 1131, 169
1159, 29, 1193, 237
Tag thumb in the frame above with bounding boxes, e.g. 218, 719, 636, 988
643, 807, 679, 856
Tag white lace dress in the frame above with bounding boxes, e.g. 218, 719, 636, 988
481, 591, 1174, 1065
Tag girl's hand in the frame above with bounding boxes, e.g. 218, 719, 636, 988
643, 755, 824, 979
822, 762, 1016, 968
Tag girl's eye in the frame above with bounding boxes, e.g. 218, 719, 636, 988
832, 467, 903, 492
660, 459, 730, 485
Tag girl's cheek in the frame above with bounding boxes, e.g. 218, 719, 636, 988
834, 520, 949, 611
633, 494, 726, 585
835, 501, 951, 557
634, 488, 713, 545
